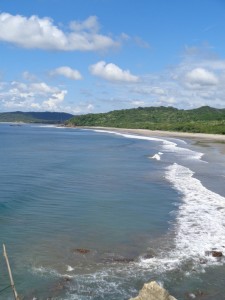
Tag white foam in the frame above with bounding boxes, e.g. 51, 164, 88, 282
33, 125, 57, 128
151, 152, 163, 160
92, 129, 204, 161
139, 163, 225, 273
165, 163, 225, 261
32, 266, 60, 277
67, 265, 74, 272
151, 153, 161, 160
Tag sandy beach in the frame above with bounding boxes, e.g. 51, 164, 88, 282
88, 126, 225, 157
90, 127, 225, 142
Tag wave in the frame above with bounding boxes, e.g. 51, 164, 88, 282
31, 130, 224, 298
166, 163, 225, 261
92, 129, 204, 161
140, 163, 225, 272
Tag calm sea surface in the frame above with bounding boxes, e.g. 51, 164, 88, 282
1, 124, 225, 300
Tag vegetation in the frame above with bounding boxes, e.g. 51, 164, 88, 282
0, 111, 74, 124
66, 106, 225, 134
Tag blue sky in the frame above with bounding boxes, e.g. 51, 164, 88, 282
0, 0, 225, 113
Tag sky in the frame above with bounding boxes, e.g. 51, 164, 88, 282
0, 0, 225, 114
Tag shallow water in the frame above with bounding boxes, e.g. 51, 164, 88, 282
0, 124, 225, 299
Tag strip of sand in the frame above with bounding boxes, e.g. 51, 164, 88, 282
89, 127, 225, 143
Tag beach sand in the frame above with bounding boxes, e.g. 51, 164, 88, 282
89, 127, 225, 155
88, 126, 225, 150
90, 127, 225, 142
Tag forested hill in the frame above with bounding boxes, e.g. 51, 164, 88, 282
0, 111, 74, 124
67, 106, 225, 134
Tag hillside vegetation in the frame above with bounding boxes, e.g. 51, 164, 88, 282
67, 106, 225, 134
0, 111, 74, 124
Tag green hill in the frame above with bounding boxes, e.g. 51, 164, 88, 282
66, 106, 225, 134
0, 111, 74, 124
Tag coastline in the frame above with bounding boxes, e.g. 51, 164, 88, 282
3, 124, 225, 299
88, 126, 225, 299
87, 126, 225, 142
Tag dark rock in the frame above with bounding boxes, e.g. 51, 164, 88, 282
139, 249, 156, 260
185, 290, 207, 299
205, 250, 223, 257
49, 276, 72, 296
63, 276, 72, 282
212, 251, 223, 257
74, 248, 90, 254
113, 258, 135, 263
142, 253, 155, 259
102, 256, 134, 263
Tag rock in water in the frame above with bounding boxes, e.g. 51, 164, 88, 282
73, 248, 90, 254
212, 251, 223, 257
129, 281, 177, 300
205, 250, 223, 257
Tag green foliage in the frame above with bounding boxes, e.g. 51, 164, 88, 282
0, 111, 74, 124
66, 106, 225, 134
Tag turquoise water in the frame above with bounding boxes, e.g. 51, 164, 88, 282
1, 124, 225, 299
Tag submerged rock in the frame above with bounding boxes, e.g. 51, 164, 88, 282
102, 254, 135, 264
142, 249, 156, 259
129, 281, 177, 300
73, 248, 90, 254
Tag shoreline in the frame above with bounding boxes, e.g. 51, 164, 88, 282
85, 126, 225, 143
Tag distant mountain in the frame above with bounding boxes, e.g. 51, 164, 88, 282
0, 111, 74, 124
67, 106, 225, 134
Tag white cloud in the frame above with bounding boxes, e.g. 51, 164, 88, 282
89, 61, 139, 82
185, 67, 218, 87
49, 66, 82, 80
132, 100, 145, 106
22, 71, 37, 81
0, 80, 68, 112
0, 78, 96, 114
43, 90, 67, 110
132, 86, 166, 95
30, 82, 57, 93
126, 49, 225, 109
70, 16, 99, 32
0, 13, 119, 51
134, 36, 150, 49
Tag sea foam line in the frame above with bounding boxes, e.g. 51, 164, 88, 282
92, 129, 204, 161
166, 163, 225, 259
139, 163, 225, 273
93, 130, 225, 268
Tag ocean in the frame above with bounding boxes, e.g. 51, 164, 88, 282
0, 123, 225, 300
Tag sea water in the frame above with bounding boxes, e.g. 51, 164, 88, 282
0, 124, 225, 299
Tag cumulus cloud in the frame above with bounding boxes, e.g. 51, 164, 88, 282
89, 61, 139, 82
185, 67, 218, 87
30, 82, 57, 93
70, 16, 99, 32
0, 80, 67, 111
0, 13, 119, 51
0, 78, 96, 114
49, 66, 82, 80
129, 51, 225, 109
43, 90, 67, 110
